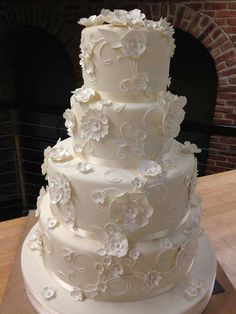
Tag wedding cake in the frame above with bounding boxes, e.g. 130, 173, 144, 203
21, 9, 216, 314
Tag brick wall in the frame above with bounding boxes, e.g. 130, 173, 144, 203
0, 0, 236, 174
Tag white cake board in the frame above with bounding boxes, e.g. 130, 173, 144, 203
21, 223, 217, 314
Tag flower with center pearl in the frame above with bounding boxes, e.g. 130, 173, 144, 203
121, 30, 147, 59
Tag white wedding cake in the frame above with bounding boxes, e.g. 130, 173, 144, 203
21, 9, 216, 314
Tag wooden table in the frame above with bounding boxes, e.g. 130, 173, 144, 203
0, 169, 236, 312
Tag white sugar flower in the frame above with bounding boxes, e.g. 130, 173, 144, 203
42, 287, 56, 300
109, 192, 153, 232
162, 92, 186, 138
63, 109, 75, 136
101, 9, 145, 27
70, 288, 84, 301
73, 86, 96, 103
138, 159, 162, 177
76, 162, 94, 173
131, 177, 145, 190
49, 172, 71, 205
79, 45, 96, 81
133, 73, 149, 90
155, 17, 175, 37
41, 140, 71, 176
181, 141, 201, 154
185, 280, 203, 299
28, 228, 43, 255
80, 109, 109, 142
97, 231, 128, 258
35, 186, 47, 217
121, 30, 147, 58
144, 270, 162, 290
129, 248, 140, 260
45, 217, 58, 229
110, 264, 124, 278
103, 255, 112, 267
176, 238, 198, 269
78, 14, 104, 27
92, 191, 106, 205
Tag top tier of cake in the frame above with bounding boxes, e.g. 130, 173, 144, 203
79, 9, 175, 103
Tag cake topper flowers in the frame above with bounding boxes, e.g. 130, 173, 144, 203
78, 9, 175, 39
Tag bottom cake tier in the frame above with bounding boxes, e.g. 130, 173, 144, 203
21, 225, 216, 314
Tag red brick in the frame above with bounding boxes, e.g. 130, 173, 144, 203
188, 3, 203, 11
227, 100, 236, 106
218, 85, 236, 93
211, 28, 222, 40
225, 113, 236, 120
229, 77, 236, 84
215, 18, 226, 26
214, 111, 225, 118
211, 48, 221, 58
209, 34, 228, 49
201, 10, 216, 18
228, 156, 236, 163
206, 165, 231, 173
216, 99, 227, 105
229, 144, 236, 151
200, 16, 210, 27
210, 143, 230, 151
215, 49, 236, 64
215, 161, 234, 168
187, 12, 202, 33
202, 35, 213, 47
174, 5, 185, 28
204, 3, 227, 10
221, 41, 234, 52
210, 135, 220, 143
199, 22, 216, 41
216, 10, 236, 18
218, 92, 236, 100
228, 3, 236, 10
226, 56, 236, 67
184, 7, 194, 20
216, 62, 227, 71
219, 77, 228, 85
219, 65, 236, 76
215, 105, 234, 113
227, 18, 236, 26
213, 118, 233, 125
208, 154, 228, 161
206, 159, 216, 166
223, 26, 236, 33
219, 137, 236, 144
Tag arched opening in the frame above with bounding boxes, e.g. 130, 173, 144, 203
7, 25, 76, 113
169, 28, 218, 175
2, 26, 77, 217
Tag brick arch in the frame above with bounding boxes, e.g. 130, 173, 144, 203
0, 6, 80, 85
166, 4, 236, 125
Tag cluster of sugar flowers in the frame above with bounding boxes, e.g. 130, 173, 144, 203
78, 9, 174, 37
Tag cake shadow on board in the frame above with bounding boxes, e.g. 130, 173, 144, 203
21, 8, 216, 314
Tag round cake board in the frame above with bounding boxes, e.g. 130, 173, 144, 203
21, 223, 216, 314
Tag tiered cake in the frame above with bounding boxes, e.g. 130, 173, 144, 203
21, 9, 216, 314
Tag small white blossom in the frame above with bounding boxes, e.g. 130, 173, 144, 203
131, 177, 145, 190
162, 92, 186, 138
97, 231, 128, 258
79, 45, 96, 80
35, 186, 47, 217
138, 159, 162, 177
63, 109, 75, 136
155, 17, 175, 37
144, 270, 162, 290
78, 15, 104, 27
70, 288, 84, 301
45, 217, 58, 229
49, 172, 71, 205
181, 141, 201, 154
92, 191, 106, 205
103, 255, 112, 267
28, 228, 43, 255
42, 287, 56, 300
72, 87, 96, 103
185, 280, 203, 299
76, 162, 94, 173
129, 248, 140, 260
